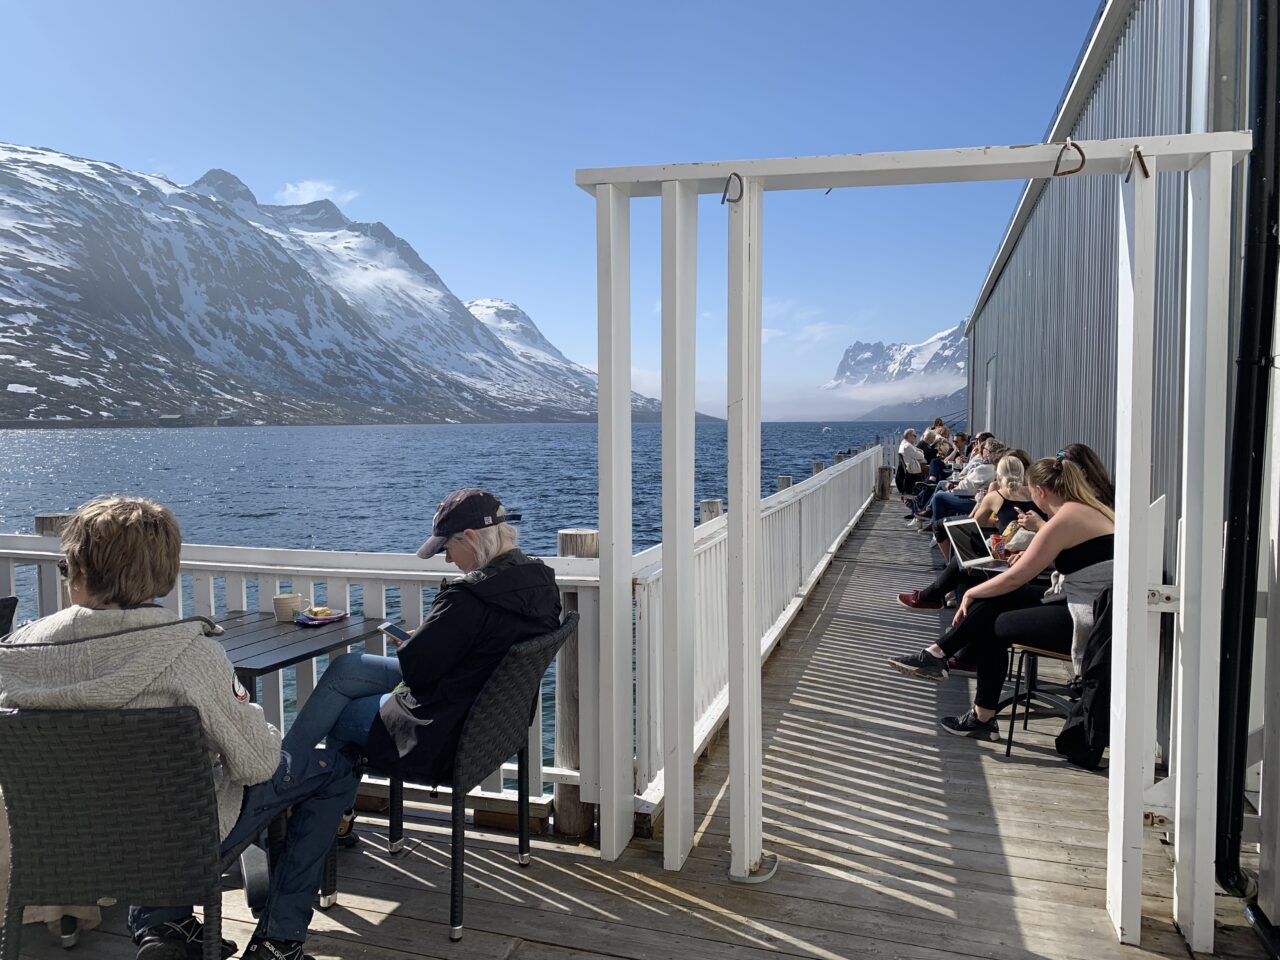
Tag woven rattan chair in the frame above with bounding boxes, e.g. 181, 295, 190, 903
0, 597, 17, 639
0, 707, 226, 960
378, 611, 579, 941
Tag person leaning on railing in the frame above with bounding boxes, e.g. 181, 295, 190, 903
279, 488, 561, 844
0, 496, 361, 960
887, 455, 1115, 742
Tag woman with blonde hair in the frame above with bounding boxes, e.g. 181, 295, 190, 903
888, 456, 1114, 741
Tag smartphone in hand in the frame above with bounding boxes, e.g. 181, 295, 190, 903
378, 620, 412, 648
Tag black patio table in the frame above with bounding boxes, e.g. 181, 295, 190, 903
214, 610, 383, 702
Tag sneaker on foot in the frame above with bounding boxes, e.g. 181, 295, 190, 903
136, 918, 236, 960
887, 650, 949, 682
244, 939, 314, 960
940, 709, 1000, 741
897, 591, 943, 611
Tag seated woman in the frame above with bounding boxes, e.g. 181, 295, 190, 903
886, 455, 1114, 741
281, 488, 561, 838
917, 439, 1004, 532
0, 497, 358, 960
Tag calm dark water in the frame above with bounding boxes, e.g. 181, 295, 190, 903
1, 419, 912, 765
1, 421, 910, 552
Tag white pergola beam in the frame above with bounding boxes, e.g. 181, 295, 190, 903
660, 180, 698, 870
1108, 157, 1159, 945
576, 132, 1251, 196
1172, 150, 1231, 952
595, 182, 635, 862
726, 177, 764, 880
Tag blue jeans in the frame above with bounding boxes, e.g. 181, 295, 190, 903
281, 652, 402, 755
930, 490, 975, 525
128, 745, 360, 943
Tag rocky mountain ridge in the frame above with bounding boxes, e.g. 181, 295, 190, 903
0, 143, 658, 424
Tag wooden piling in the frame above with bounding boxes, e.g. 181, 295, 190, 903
699, 499, 724, 524
555, 528, 598, 838
812, 461, 825, 475
34, 513, 74, 537
776, 476, 793, 491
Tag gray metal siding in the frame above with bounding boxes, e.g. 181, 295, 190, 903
969, 0, 1190, 564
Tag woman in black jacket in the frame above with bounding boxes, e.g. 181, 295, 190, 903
282, 488, 561, 794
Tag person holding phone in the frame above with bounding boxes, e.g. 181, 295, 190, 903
280, 488, 561, 840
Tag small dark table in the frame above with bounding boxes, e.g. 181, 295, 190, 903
215, 610, 383, 701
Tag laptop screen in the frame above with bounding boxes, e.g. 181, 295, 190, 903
945, 519, 994, 564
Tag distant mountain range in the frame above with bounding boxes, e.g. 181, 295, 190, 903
823, 322, 967, 422
0, 143, 661, 425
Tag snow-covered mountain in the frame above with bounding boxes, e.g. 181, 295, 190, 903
826, 322, 967, 388
0, 142, 659, 424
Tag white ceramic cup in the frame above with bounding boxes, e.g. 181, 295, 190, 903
273, 593, 310, 623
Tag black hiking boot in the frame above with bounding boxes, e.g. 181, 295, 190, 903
135, 917, 236, 960
939, 709, 1001, 741
243, 939, 314, 960
886, 650, 949, 682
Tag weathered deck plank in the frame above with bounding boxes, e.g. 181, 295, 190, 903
17, 501, 1264, 959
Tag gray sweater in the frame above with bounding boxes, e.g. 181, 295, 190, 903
0, 605, 281, 838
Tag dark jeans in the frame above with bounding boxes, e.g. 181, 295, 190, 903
930, 490, 975, 524
128, 745, 360, 943
936, 586, 1072, 710
918, 556, 987, 603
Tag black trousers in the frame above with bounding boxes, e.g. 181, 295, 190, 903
936, 586, 1073, 710
918, 556, 987, 603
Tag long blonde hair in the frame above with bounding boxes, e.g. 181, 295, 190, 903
996, 454, 1029, 500
1027, 457, 1115, 522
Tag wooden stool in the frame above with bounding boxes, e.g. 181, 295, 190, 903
1005, 643, 1074, 757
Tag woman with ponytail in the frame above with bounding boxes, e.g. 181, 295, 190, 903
887, 455, 1114, 741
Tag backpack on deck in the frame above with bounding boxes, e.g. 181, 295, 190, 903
1055, 587, 1112, 770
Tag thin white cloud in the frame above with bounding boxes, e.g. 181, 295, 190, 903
274, 179, 359, 206
762, 327, 785, 344
795, 321, 848, 345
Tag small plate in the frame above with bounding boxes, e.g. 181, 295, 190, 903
294, 609, 348, 627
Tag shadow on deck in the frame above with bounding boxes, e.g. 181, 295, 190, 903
19, 501, 1265, 960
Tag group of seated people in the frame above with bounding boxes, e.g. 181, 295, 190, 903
890, 423, 1117, 744
0, 488, 560, 960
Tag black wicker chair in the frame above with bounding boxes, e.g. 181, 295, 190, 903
378, 611, 579, 941
0, 597, 17, 639
0, 708, 226, 960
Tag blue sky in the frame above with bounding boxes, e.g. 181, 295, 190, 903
6, 1, 1099, 419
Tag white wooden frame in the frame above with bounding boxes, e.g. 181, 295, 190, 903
577, 130, 1251, 934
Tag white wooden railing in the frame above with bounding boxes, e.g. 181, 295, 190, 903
0, 444, 880, 827
630, 446, 880, 797
0, 538, 600, 805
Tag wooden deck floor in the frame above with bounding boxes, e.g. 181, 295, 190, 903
19, 500, 1266, 959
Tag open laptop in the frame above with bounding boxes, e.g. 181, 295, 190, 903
942, 518, 1007, 571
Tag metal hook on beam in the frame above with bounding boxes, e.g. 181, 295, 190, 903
1052, 137, 1086, 177
721, 172, 744, 204
1124, 144, 1151, 182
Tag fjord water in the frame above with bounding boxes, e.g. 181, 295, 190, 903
1, 421, 909, 553
1, 420, 910, 754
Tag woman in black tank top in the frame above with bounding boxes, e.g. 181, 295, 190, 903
888, 455, 1115, 742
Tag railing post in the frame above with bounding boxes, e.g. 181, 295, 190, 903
555, 529, 598, 838
812, 461, 824, 476
776, 476, 792, 492
699, 499, 724, 524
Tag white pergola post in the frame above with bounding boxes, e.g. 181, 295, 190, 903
595, 182, 635, 862
660, 179, 698, 870
1171, 149, 1231, 952
726, 176, 765, 881
1108, 157, 1159, 945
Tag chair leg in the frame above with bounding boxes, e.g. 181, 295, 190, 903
1005, 651, 1025, 758
518, 747, 531, 867
450, 789, 465, 941
203, 896, 222, 960
2, 890, 22, 960
1024, 655, 1038, 730
389, 777, 405, 854
318, 841, 338, 909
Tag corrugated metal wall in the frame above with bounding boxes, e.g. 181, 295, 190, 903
968, 0, 1189, 564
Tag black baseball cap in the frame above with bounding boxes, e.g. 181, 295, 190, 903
416, 488, 522, 558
